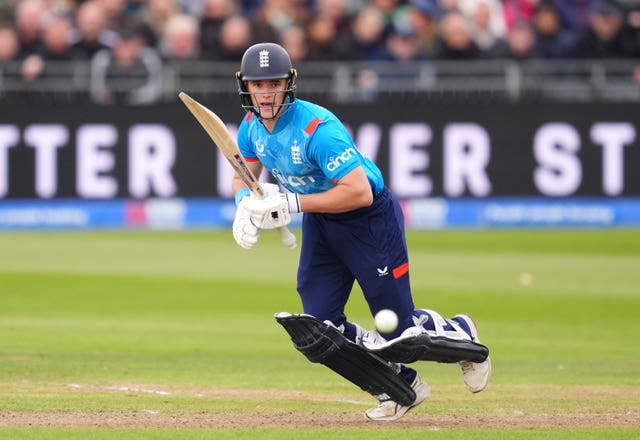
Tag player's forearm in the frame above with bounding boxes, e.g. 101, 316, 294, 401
231, 162, 263, 196
299, 183, 373, 213
231, 174, 247, 195
299, 166, 373, 213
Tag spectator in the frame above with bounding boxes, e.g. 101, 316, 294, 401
333, 4, 389, 60
437, 10, 482, 59
241, 0, 263, 17
408, 0, 441, 58
138, 0, 182, 48
574, 0, 634, 58
249, 0, 309, 44
459, 0, 507, 55
19, 11, 99, 96
14, 0, 48, 58
0, 25, 20, 62
531, 1, 578, 58
622, 2, 640, 57
123, 0, 146, 16
198, 0, 237, 59
97, 0, 129, 30
554, 0, 597, 35
314, 0, 351, 38
438, 0, 461, 13
370, 0, 402, 32
8, 0, 637, 65
372, 0, 401, 15
19, 13, 77, 88
499, 20, 538, 59
0, 24, 47, 88
215, 15, 253, 61
280, 24, 310, 62
41, 14, 74, 61
305, 0, 352, 60
177, 0, 207, 15
502, 0, 538, 31
90, 24, 164, 104
306, 14, 339, 59
0, 2, 12, 24
383, 23, 428, 61
159, 13, 200, 60
310, 0, 352, 44
70, 0, 119, 59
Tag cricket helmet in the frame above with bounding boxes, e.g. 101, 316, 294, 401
236, 42, 298, 119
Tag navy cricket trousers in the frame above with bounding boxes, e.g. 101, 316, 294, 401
297, 187, 415, 340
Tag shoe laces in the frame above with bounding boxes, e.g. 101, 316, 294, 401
459, 360, 475, 373
373, 399, 400, 415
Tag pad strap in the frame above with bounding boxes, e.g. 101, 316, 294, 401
417, 309, 472, 341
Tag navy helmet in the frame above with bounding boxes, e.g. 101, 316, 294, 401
236, 43, 297, 119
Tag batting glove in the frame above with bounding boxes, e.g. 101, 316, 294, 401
232, 197, 260, 250
243, 193, 292, 230
262, 183, 301, 215
260, 182, 282, 197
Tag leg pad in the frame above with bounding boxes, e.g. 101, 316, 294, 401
275, 312, 416, 406
363, 329, 489, 364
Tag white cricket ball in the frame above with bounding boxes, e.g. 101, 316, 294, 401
374, 309, 399, 333
519, 272, 533, 286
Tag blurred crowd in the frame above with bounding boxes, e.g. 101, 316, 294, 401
0, 0, 639, 103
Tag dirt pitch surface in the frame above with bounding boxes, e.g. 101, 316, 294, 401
1, 385, 638, 429
1, 411, 638, 429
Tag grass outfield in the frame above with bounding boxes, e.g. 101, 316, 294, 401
0, 229, 639, 439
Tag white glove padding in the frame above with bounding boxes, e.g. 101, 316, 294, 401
260, 182, 282, 197
232, 198, 260, 249
256, 183, 301, 214
242, 193, 292, 230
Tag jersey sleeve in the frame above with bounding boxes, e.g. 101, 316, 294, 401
307, 120, 362, 183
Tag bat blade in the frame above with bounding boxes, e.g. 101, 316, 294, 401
179, 92, 264, 198
179, 92, 296, 249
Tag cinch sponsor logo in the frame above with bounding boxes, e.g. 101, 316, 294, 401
326, 147, 356, 172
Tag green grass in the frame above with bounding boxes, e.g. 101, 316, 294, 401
1, 229, 639, 438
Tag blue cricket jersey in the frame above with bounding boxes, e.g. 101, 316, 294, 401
237, 99, 384, 196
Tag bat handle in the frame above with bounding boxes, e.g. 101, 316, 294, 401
277, 226, 297, 249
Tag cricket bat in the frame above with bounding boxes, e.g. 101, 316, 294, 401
179, 92, 297, 249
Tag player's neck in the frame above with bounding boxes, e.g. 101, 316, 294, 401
262, 118, 277, 133
261, 113, 284, 133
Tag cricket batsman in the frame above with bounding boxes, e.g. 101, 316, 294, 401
230, 42, 491, 421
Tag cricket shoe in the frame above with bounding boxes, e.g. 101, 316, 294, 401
454, 314, 492, 393
364, 373, 430, 422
